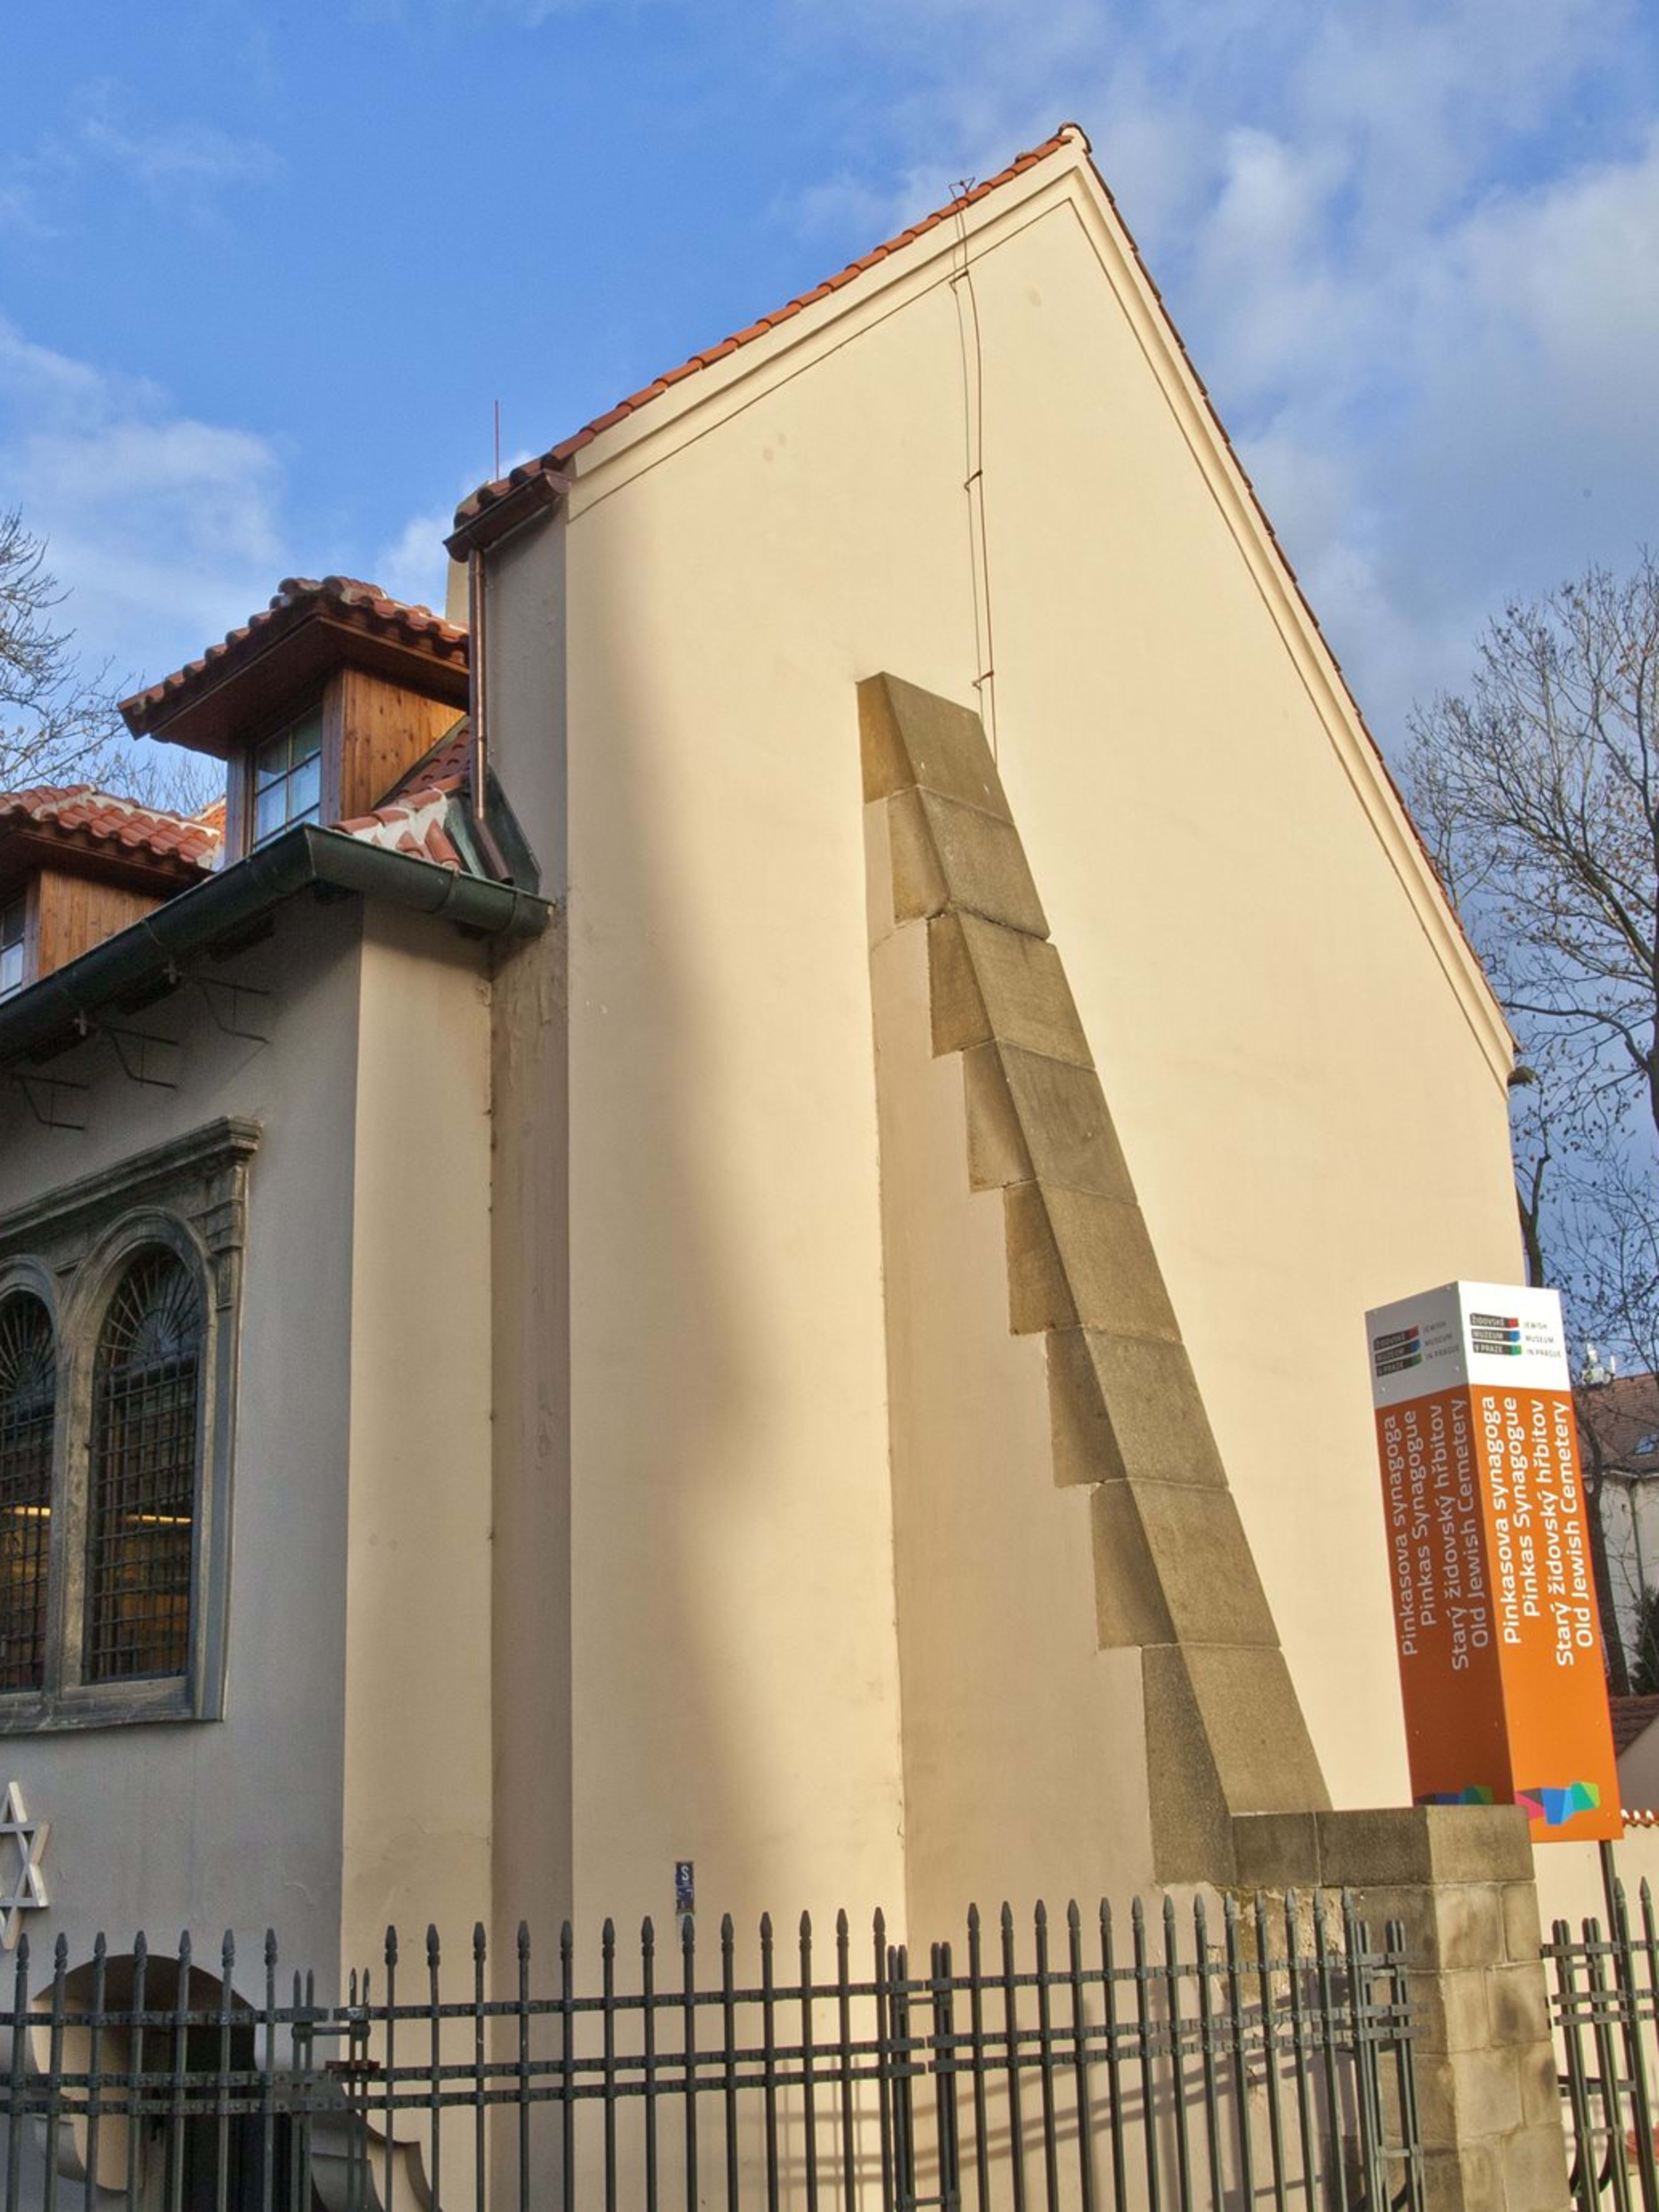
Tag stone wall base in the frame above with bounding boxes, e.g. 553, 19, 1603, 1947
1234, 1805, 1568, 2212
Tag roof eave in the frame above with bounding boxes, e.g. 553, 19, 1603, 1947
445, 467, 569, 560
0, 825, 552, 1072
121, 604, 470, 756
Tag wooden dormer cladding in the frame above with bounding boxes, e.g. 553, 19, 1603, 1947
30, 871, 168, 982
0, 790, 222, 998
119, 577, 471, 862
333, 670, 462, 824
220, 666, 462, 858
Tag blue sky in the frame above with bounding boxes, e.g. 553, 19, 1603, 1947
3, 0, 1657, 772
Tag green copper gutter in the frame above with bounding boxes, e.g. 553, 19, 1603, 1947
0, 823, 551, 1068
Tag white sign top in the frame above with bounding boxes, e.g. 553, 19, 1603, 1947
1364, 1280, 1570, 1409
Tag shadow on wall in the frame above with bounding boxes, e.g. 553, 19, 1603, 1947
567, 545, 775, 1950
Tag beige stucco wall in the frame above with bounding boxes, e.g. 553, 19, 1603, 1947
339, 903, 495, 1965
1598, 1474, 1659, 1675
483, 140, 1519, 1931
0, 897, 362, 1993
868, 841, 1156, 1929
0, 886, 499, 2008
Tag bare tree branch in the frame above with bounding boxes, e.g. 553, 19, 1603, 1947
0, 507, 215, 812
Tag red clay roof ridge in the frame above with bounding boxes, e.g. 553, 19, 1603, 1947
120, 575, 469, 735
0, 783, 223, 870
449, 122, 1090, 546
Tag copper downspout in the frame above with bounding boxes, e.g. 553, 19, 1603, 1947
468, 548, 490, 837
452, 476, 569, 880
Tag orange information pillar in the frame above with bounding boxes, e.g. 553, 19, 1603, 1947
1366, 1281, 1621, 1843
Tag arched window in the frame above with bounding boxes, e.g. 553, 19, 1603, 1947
86, 1251, 203, 1684
0, 1294, 54, 1692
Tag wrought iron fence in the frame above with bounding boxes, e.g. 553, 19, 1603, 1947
1545, 1845, 1659, 2212
0, 1887, 1420, 2212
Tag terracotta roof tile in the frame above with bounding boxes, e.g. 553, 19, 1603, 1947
1614, 1696, 1659, 1757
449, 124, 1088, 546
0, 784, 223, 874
376, 717, 473, 810
120, 575, 468, 737
338, 785, 465, 872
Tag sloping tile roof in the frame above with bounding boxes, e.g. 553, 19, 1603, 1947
336, 717, 474, 871
449, 125, 1087, 548
379, 718, 473, 806
1613, 1695, 1659, 1757
0, 784, 223, 873
1580, 1375, 1659, 1477
119, 576, 468, 736
335, 787, 467, 871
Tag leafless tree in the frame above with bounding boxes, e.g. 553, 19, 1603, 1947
1409, 553, 1659, 1160
1409, 556, 1659, 1693
0, 507, 212, 810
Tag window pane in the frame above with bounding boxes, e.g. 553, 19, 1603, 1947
254, 781, 288, 844
289, 709, 322, 766
0, 941, 22, 1001
0, 1295, 54, 1693
254, 732, 290, 788
86, 1252, 201, 1683
0, 897, 22, 950
289, 753, 321, 820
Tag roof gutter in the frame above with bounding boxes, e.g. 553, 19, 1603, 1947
447, 472, 571, 881
0, 824, 551, 1068
444, 467, 569, 562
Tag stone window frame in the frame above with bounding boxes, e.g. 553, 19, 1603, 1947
0, 1118, 260, 1732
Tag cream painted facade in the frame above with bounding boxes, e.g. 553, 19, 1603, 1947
473, 127, 1522, 1945
0, 894, 495, 2001
1, 121, 1586, 2028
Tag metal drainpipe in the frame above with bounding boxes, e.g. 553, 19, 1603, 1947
467, 547, 511, 880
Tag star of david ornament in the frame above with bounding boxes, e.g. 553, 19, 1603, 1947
0, 1783, 49, 1950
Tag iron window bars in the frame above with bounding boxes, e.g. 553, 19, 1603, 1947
84, 1252, 203, 1684
0, 1118, 257, 1732
0, 899, 24, 1004
0, 1295, 53, 1691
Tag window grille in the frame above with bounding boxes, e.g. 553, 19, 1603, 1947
0, 895, 25, 1001
0, 1296, 53, 1692
86, 1252, 202, 1684
252, 707, 323, 847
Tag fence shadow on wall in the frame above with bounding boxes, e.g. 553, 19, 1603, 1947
0, 1888, 1421, 2212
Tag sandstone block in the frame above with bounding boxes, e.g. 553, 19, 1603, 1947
1502, 1881, 1544, 1964
1485, 1963, 1551, 2049
964, 1044, 1132, 1198
928, 912, 1091, 1065
1090, 1486, 1175, 1648
858, 672, 1014, 818
888, 786, 1049, 934
1500, 2123, 1572, 2212
1048, 1329, 1228, 1489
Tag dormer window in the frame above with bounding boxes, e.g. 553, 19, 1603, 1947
0, 896, 24, 1001
118, 578, 471, 866
252, 706, 324, 848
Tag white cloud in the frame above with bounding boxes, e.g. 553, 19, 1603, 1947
0, 319, 291, 696
0, 183, 53, 239
77, 109, 278, 192
374, 509, 456, 615
777, 0, 1659, 751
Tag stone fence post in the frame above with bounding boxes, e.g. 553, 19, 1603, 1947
1235, 1805, 1569, 2212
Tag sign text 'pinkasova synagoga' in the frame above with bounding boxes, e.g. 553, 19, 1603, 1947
1366, 1281, 1620, 1842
